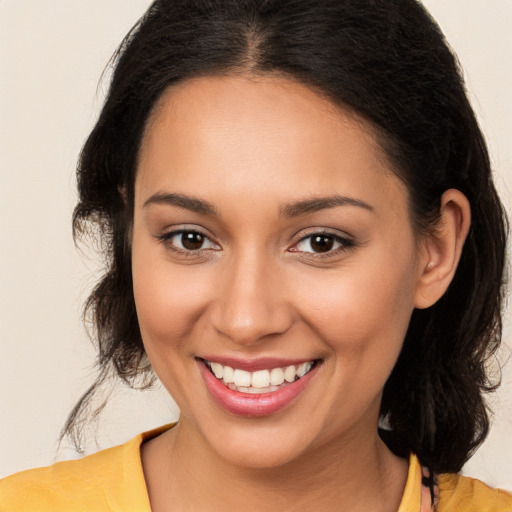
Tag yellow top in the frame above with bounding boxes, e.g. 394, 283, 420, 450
1, 425, 510, 512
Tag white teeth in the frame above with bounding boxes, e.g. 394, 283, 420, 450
284, 365, 296, 383
223, 365, 234, 383
241, 386, 259, 394
210, 362, 223, 379
233, 369, 251, 387
269, 367, 285, 386
206, 359, 316, 392
232, 384, 283, 394
251, 370, 270, 388
296, 362, 312, 378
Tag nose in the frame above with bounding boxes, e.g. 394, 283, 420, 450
210, 253, 294, 346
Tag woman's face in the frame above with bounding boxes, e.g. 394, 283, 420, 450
132, 75, 428, 468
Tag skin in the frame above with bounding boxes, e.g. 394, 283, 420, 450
132, 75, 470, 511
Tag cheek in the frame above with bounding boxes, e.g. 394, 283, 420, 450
131, 238, 210, 351
131, 242, 217, 406
293, 262, 417, 426
294, 252, 417, 363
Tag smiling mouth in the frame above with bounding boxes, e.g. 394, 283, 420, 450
201, 359, 320, 394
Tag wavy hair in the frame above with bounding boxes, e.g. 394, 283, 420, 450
65, 0, 508, 474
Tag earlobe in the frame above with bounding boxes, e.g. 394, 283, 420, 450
414, 189, 471, 309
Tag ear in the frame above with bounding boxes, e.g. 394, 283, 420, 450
414, 189, 471, 309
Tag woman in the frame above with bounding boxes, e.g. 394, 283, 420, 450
1, 0, 510, 510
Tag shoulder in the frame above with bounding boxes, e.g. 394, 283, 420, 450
0, 445, 124, 511
437, 472, 512, 512
0, 429, 159, 512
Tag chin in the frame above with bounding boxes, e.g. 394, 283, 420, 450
186, 412, 320, 469
211, 432, 311, 469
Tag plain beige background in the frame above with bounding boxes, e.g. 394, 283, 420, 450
1, 0, 511, 490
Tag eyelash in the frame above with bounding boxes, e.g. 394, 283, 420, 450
156, 229, 355, 258
289, 231, 355, 258
156, 229, 220, 256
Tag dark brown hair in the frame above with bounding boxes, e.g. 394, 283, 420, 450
66, 0, 508, 474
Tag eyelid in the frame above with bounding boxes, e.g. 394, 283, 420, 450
155, 226, 221, 253
288, 229, 355, 256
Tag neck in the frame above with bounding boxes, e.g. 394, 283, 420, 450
142, 420, 408, 512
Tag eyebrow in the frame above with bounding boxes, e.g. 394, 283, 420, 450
143, 192, 218, 216
281, 195, 374, 217
143, 192, 373, 218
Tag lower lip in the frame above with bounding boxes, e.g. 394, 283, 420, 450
197, 359, 319, 417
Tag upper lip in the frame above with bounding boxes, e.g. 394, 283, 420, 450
197, 356, 318, 372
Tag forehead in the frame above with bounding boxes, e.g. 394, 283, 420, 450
136, 74, 408, 218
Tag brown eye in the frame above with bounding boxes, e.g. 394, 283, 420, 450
292, 232, 353, 255
310, 235, 334, 253
181, 231, 205, 250
161, 229, 220, 253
